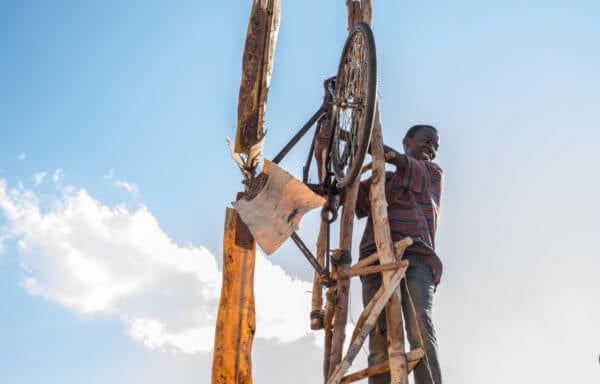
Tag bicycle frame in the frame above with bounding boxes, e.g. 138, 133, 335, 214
271, 77, 338, 279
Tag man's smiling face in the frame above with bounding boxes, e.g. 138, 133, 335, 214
403, 126, 440, 161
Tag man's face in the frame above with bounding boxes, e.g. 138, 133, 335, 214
403, 127, 440, 161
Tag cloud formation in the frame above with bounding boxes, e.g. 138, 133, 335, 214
52, 168, 63, 184
113, 180, 138, 194
33, 172, 47, 186
0, 179, 314, 353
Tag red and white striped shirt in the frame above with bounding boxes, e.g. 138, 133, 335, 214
356, 157, 444, 285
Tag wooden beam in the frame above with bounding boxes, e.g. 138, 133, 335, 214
212, 208, 256, 384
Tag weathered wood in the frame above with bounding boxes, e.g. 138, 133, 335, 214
212, 208, 256, 384
345, 0, 372, 29
340, 349, 425, 384
327, 176, 360, 379
392, 237, 414, 260
349, 271, 385, 344
326, 266, 407, 384
350, 237, 413, 270
369, 105, 408, 384
335, 260, 409, 280
310, 220, 328, 330
235, 0, 281, 170
360, 151, 396, 174
323, 287, 336, 382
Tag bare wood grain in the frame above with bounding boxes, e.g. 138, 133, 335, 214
211, 208, 256, 384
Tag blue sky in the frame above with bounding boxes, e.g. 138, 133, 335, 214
1, 1, 600, 383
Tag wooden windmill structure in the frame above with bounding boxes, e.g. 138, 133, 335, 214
212, 1, 424, 383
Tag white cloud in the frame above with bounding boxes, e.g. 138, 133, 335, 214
17, 152, 26, 161
33, 172, 47, 186
114, 180, 138, 194
52, 168, 63, 184
0, 179, 316, 354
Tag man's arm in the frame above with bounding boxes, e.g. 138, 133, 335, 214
382, 144, 408, 172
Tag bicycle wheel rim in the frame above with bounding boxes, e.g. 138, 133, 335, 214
329, 22, 377, 188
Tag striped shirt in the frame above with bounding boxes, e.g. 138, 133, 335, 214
356, 157, 444, 285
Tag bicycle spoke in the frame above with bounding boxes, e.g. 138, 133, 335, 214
330, 24, 375, 187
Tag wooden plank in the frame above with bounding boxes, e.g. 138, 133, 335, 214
235, 0, 281, 169
211, 208, 256, 384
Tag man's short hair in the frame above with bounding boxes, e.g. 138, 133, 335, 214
405, 124, 438, 139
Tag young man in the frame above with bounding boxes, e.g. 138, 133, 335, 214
356, 124, 443, 384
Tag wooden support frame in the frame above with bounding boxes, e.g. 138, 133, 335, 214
323, 2, 414, 384
340, 349, 425, 384
216, 1, 419, 383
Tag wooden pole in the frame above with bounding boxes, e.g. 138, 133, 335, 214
342, 2, 409, 383
212, 208, 256, 384
214, 1, 280, 383
327, 177, 360, 379
323, 285, 336, 381
369, 106, 408, 384
310, 221, 328, 330
325, 4, 374, 378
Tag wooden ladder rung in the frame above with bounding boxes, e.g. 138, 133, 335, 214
340, 348, 425, 384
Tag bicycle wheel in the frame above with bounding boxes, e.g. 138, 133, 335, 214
329, 22, 377, 188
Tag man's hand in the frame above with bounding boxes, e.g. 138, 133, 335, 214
369, 143, 404, 164
367, 143, 408, 172
382, 144, 402, 161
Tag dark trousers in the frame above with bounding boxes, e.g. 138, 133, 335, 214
361, 253, 442, 384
